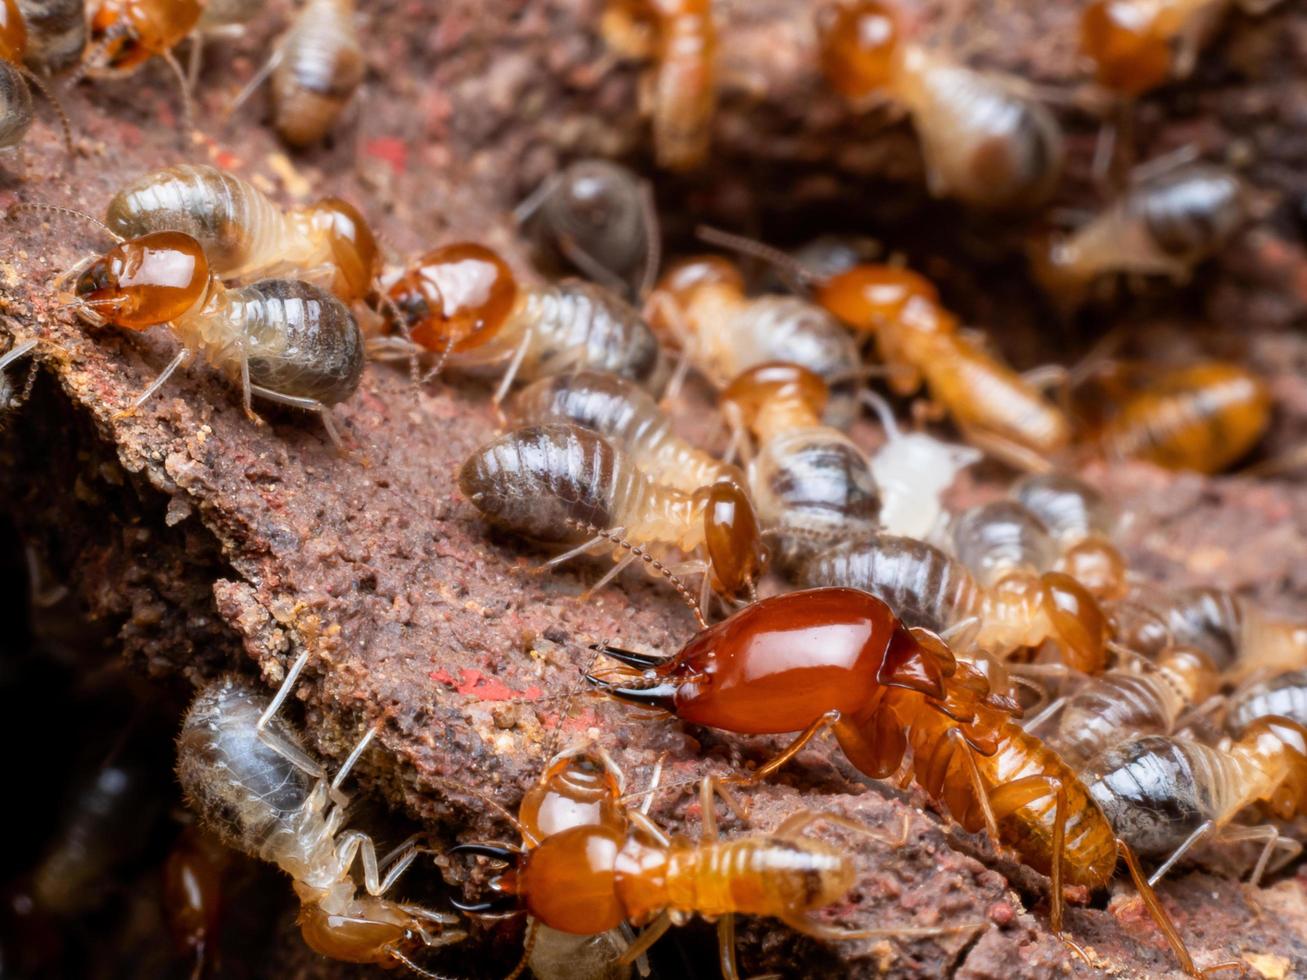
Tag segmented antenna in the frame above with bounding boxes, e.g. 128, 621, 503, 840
8, 202, 122, 241
695, 224, 815, 293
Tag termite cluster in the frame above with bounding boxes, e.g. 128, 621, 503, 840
0, 0, 1302, 977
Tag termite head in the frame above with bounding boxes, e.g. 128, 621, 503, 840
89, 0, 203, 70
1057, 538, 1128, 600
0, 0, 28, 64
385, 242, 519, 355
592, 588, 953, 731
73, 231, 209, 330
1079, 0, 1172, 97
816, 0, 903, 100
814, 264, 940, 335
520, 749, 626, 843
1039, 571, 1107, 674
308, 197, 380, 302
296, 900, 456, 968
1242, 716, 1307, 819
695, 479, 769, 600
721, 362, 829, 425
647, 255, 744, 344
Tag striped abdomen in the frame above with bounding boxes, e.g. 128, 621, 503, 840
1227, 669, 1307, 735
1134, 164, 1245, 261
270, 0, 363, 147
105, 164, 289, 277
617, 836, 853, 924
904, 698, 1117, 888
1048, 671, 1180, 769
459, 423, 688, 546
512, 281, 666, 392
0, 63, 32, 148
953, 500, 1057, 588
798, 534, 983, 637
18, 0, 85, 73
508, 370, 732, 494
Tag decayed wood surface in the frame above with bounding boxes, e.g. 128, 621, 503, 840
2, 0, 1307, 976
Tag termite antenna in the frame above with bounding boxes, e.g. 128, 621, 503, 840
159, 48, 199, 143
388, 949, 463, 980
16, 67, 75, 157
565, 518, 708, 629
539, 645, 607, 761
65, 22, 132, 88
503, 918, 538, 980
637, 179, 661, 300
695, 225, 815, 294
8, 202, 122, 241
860, 388, 903, 440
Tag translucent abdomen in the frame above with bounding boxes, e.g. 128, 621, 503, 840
509, 370, 732, 494
798, 534, 983, 636
1047, 672, 1181, 769
1134, 164, 1245, 261
1087, 736, 1242, 858
749, 427, 881, 567
105, 164, 288, 277
270, 0, 363, 147
459, 423, 669, 546
953, 501, 1057, 588
512, 281, 667, 392
1228, 669, 1307, 735
1012, 473, 1113, 543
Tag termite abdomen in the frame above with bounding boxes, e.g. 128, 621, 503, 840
0, 60, 32, 147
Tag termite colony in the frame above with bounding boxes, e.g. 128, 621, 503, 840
0, 0, 1303, 976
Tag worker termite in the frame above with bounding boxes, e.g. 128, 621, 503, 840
0, 0, 73, 156
232, 0, 364, 147
588, 590, 1217, 975
453, 770, 962, 980
1031, 162, 1247, 303
60, 227, 364, 447
602, 0, 715, 171
79, 0, 202, 134
162, 826, 231, 979
458, 422, 766, 614
797, 532, 1108, 674
1011, 474, 1128, 601
376, 243, 668, 399
1118, 585, 1307, 685
1086, 716, 1307, 888
1080, 0, 1283, 98
1026, 646, 1220, 768
720, 362, 881, 570
104, 163, 383, 305
515, 159, 659, 300
645, 255, 862, 426
507, 369, 742, 496
1084, 361, 1272, 474
175, 665, 466, 974
1226, 668, 1307, 736
816, 0, 1064, 210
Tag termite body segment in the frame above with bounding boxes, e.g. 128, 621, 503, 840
721, 362, 880, 569
105, 164, 382, 303
0, 0, 72, 153
70, 231, 363, 446
508, 369, 739, 496
1227, 668, 1307, 736
382, 243, 668, 399
176, 673, 465, 969
267, 0, 364, 147
1011, 474, 1127, 600
16, 0, 85, 74
818, 0, 1064, 210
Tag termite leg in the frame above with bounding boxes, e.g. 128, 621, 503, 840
542, 528, 625, 572
113, 347, 191, 419
1223, 824, 1300, 887
958, 424, 1055, 474
773, 809, 912, 851
248, 383, 345, 451
579, 551, 639, 598
0, 337, 38, 374
721, 710, 842, 787
616, 912, 672, 966
717, 914, 741, 980
985, 776, 1066, 931
1147, 818, 1215, 887
491, 328, 533, 407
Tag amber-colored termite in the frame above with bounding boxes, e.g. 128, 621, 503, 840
602, 0, 716, 172
1012, 474, 1128, 601
163, 827, 231, 979
817, 0, 1064, 210
587, 589, 1223, 975
721, 362, 880, 570
376, 243, 667, 399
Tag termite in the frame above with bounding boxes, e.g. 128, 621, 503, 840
515, 158, 660, 300
104, 164, 383, 305
458, 422, 766, 613
377, 243, 668, 400
797, 532, 1108, 673
588, 590, 1219, 975
0, 0, 73, 155
1031, 162, 1247, 302
175, 663, 466, 974
79, 0, 202, 133
162, 826, 230, 979
817, 0, 1064, 210
1087, 361, 1272, 474
719, 362, 881, 570
645, 255, 863, 426
602, 0, 715, 171
454, 771, 958, 980
507, 369, 742, 496
1026, 646, 1220, 768
60, 226, 364, 447
1080, 0, 1282, 98
1011, 473, 1128, 601
1226, 668, 1307, 736
232, 0, 363, 147
1086, 716, 1307, 888
16, 0, 85, 75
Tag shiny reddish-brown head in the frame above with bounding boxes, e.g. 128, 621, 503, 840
74, 231, 209, 330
